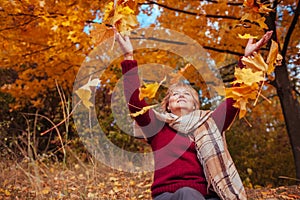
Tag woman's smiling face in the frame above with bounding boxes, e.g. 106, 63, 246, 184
168, 87, 195, 116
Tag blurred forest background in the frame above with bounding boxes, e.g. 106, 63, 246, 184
0, 0, 299, 199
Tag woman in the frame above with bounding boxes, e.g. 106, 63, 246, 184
115, 28, 273, 200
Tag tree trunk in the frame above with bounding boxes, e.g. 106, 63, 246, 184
274, 61, 300, 183
268, 0, 300, 183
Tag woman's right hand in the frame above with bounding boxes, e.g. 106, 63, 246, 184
113, 27, 134, 60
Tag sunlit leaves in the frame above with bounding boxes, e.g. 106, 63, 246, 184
241, 1, 273, 30
232, 68, 264, 86
243, 0, 273, 14
225, 43, 280, 119
266, 40, 283, 74
241, 52, 269, 72
0, 0, 103, 108
103, 0, 139, 35
238, 33, 258, 39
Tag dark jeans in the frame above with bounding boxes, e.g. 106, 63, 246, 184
153, 187, 220, 200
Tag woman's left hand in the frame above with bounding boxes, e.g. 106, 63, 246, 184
244, 30, 273, 57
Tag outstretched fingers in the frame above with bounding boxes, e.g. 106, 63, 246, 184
257, 30, 273, 48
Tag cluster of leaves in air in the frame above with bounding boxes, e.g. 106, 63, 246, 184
103, 0, 139, 35
225, 39, 282, 119
89, 0, 140, 47
242, 0, 274, 30
76, 0, 140, 109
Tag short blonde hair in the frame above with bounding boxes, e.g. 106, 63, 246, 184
161, 82, 200, 112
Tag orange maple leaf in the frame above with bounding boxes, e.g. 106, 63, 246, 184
90, 23, 114, 46
266, 40, 282, 74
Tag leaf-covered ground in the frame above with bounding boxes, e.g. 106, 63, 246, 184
0, 159, 299, 200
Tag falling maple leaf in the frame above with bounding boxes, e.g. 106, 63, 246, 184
139, 77, 166, 100
90, 23, 114, 46
238, 33, 258, 39
130, 104, 158, 117
266, 40, 283, 74
75, 78, 100, 109
226, 84, 259, 118
232, 68, 265, 86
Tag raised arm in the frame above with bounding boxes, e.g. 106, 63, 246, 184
212, 31, 273, 132
115, 29, 162, 138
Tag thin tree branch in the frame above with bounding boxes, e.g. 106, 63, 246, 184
141, 0, 241, 20
281, 0, 300, 57
203, 45, 243, 56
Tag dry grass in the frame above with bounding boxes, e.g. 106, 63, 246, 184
0, 154, 153, 200
0, 146, 299, 200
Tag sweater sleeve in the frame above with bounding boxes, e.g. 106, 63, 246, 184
211, 98, 238, 132
121, 60, 162, 138
211, 57, 244, 132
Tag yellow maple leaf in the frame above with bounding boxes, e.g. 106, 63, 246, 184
130, 104, 158, 117
139, 77, 166, 100
75, 78, 100, 109
226, 84, 258, 118
226, 84, 258, 100
232, 68, 265, 86
76, 89, 94, 109
238, 33, 258, 39
241, 52, 268, 72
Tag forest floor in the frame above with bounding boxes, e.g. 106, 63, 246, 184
0, 157, 299, 200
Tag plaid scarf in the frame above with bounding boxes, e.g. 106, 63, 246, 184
147, 110, 247, 200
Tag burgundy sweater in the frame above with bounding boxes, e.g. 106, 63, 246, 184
121, 60, 239, 198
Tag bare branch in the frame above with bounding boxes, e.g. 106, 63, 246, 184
281, 0, 300, 57
141, 0, 241, 20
